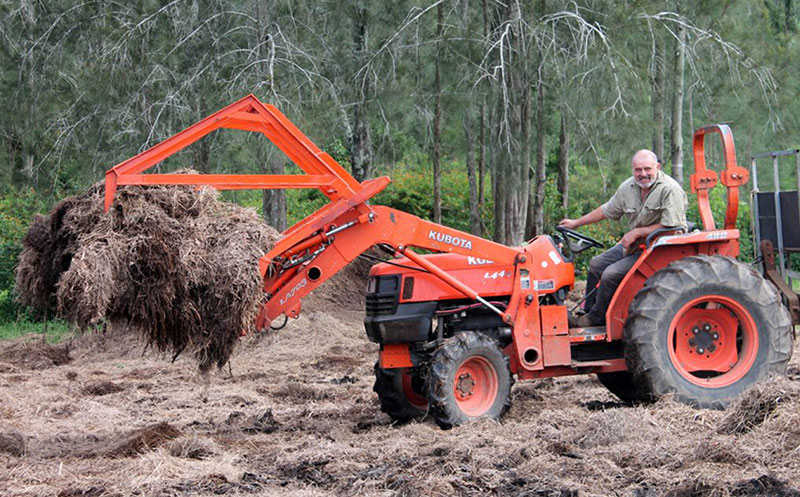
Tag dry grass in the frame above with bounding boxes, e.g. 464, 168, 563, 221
2, 313, 800, 496
6, 185, 800, 495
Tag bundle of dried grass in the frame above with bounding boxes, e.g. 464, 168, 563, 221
717, 377, 796, 435
16, 178, 280, 371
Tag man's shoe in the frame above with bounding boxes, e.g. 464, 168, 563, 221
577, 314, 597, 328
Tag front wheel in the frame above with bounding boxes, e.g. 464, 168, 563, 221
373, 362, 428, 423
625, 255, 793, 408
426, 332, 513, 429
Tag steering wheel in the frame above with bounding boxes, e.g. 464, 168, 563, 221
554, 226, 605, 257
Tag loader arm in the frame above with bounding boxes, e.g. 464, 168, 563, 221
256, 201, 547, 373
103, 96, 549, 372
257, 204, 522, 327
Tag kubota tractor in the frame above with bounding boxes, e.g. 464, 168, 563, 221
104, 95, 795, 429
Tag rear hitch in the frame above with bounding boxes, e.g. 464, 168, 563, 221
760, 240, 800, 325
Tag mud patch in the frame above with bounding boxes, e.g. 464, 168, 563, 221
81, 380, 124, 396
224, 409, 280, 434
732, 474, 800, 496
277, 458, 334, 486
665, 479, 721, 497
312, 354, 362, 371
169, 435, 216, 460
271, 381, 331, 401
0, 429, 25, 456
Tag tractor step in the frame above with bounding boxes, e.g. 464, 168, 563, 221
570, 359, 614, 368
568, 325, 607, 343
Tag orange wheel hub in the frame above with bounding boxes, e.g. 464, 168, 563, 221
453, 356, 498, 416
400, 368, 427, 410
668, 295, 758, 388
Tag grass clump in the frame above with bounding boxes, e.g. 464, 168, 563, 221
0, 318, 74, 343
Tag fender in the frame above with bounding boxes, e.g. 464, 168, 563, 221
605, 229, 740, 341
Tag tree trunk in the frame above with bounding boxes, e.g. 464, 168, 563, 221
255, 4, 285, 228
461, 1, 480, 236
533, 67, 546, 238
557, 111, 569, 211
670, 19, 686, 186
522, 85, 534, 242
22, 152, 35, 187
465, 112, 480, 235
262, 152, 286, 231
652, 34, 665, 162
506, 2, 531, 245
350, 3, 372, 182
491, 100, 506, 244
432, 2, 443, 224
687, 81, 694, 136
478, 0, 488, 235
478, 96, 486, 233
195, 95, 211, 173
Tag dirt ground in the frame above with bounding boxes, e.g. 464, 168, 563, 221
2, 293, 800, 496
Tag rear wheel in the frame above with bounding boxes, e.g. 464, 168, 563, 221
625, 255, 793, 408
427, 332, 513, 429
373, 362, 427, 423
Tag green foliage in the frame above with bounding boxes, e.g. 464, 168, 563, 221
287, 189, 329, 226
0, 188, 50, 322
0, 319, 74, 344
375, 165, 433, 219
374, 161, 491, 234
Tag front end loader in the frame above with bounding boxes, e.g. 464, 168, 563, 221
105, 96, 794, 428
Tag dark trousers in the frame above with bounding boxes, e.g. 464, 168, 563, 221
583, 244, 639, 324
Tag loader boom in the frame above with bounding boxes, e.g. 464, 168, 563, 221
103, 95, 551, 371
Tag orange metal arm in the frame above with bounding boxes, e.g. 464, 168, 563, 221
118, 174, 336, 190
257, 204, 522, 326
104, 94, 362, 211
690, 124, 749, 230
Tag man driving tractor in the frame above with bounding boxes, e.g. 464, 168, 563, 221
559, 149, 688, 328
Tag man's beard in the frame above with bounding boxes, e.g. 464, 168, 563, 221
635, 177, 654, 189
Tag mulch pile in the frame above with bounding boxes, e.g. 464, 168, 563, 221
15, 180, 280, 371
717, 377, 796, 435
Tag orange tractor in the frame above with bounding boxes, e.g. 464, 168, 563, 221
105, 95, 795, 428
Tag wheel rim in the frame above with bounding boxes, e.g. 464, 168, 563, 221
400, 368, 427, 410
452, 356, 499, 416
667, 294, 759, 388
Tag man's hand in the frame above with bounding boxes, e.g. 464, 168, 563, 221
559, 207, 606, 232
620, 228, 642, 252
559, 218, 579, 230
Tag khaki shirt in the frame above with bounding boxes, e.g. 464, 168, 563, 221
602, 171, 687, 231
